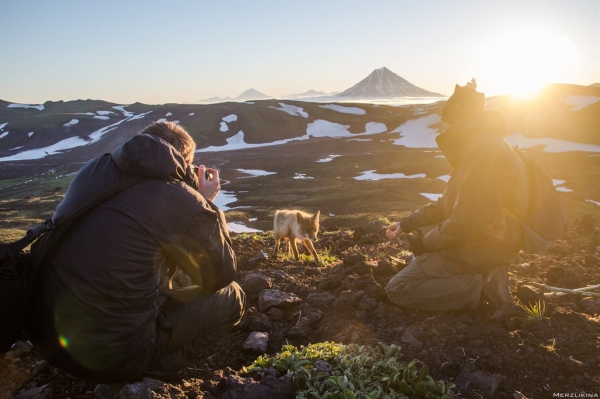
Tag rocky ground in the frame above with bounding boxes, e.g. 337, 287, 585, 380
1, 217, 600, 399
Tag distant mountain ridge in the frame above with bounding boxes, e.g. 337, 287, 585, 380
338, 67, 443, 98
197, 88, 271, 104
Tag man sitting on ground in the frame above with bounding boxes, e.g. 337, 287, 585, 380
385, 80, 529, 319
30, 121, 245, 382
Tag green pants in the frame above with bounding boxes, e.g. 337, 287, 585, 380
386, 253, 482, 311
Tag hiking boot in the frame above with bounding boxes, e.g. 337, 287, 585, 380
482, 266, 523, 320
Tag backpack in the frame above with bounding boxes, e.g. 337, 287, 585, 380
0, 171, 145, 352
506, 151, 565, 254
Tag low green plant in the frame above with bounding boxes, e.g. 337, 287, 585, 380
517, 299, 546, 322
243, 342, 456, 399
299, 247, 338, 266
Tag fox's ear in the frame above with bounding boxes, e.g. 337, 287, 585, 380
296, 212, 303, 223
313, 210, 320, 220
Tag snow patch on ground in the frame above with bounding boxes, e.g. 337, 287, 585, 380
0, 111, 149, 161
112, 105, 133, 117
316, 155, 341, 163
8, 103, 44, 111
505, 134, 600, 153
556, 187, 573, 192
563, 95, 600, 111
166, 112, 172, 116
237, 169, 277, 177
28, 132, 34, 137
320, 104, 366, 115
0, 132, 8, 139
437, 175, 451, 182
189, 113, 195, 116
586, 199, 600, 207
212, 191, 237, 211
353, 170, 426, 180
220, 122, 229, 132
198, 119, 386, 152
270, 103, 308, 118
392, 114, 441, 148
63, 119, 79, 127
156, 118, 167, 123
9, 146, 23, 150
294, 173, 314, 179
0, 123, 8, 130
96, 111, 115, 116
94, 116, 110, 120
128, 111, 152, 121
222, 114, 237, 123
420, 193, 442, 201
227, 222, 262, 233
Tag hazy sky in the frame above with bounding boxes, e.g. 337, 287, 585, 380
1, 0, 598, 104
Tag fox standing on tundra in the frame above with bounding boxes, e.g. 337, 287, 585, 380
274, 210, 321, 265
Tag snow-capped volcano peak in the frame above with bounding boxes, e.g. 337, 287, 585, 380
338, 67, 443, 98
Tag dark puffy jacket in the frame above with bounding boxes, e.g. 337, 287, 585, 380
31, 134, 235, 373
400, 111, 530, 272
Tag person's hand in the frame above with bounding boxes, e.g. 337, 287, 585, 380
384, 222, 403, 239
196, 165, 220, 202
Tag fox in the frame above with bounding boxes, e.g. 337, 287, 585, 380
274, 209, 321, 265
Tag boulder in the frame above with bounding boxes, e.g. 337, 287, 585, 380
241, 274, 272, 295
119, 378, 187, 399
318, 276, 342, 290
516, 285, 543, 307
401, 328, 423, 348
288, 317, 311, 338
258, 289, 302, 312
333, 290, 360, 310
455, 364, 504, 398
243, 332, 269, 353
243, 307, 272, 331
267, 308, 283, 321
305, 292, 336, 309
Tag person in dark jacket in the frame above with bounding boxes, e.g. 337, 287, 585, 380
30, 122, 245, 382
384, 80, 527, 319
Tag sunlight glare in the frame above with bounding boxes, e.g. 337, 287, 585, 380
480, 29, 579, 97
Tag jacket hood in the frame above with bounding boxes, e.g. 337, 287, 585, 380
112, 134, 199, 190
436, 110, 507, 167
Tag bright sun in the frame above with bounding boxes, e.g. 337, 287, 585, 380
479, 29, 579, 97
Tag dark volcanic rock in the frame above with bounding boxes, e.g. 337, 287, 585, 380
258, 289, 302, 312
243, 332, 269, 353
318, 275, 342, 290
241, 274, 272, 295
212, 374, 294, 399
516, 285, 543, 306
455, 364, 504, 398
343, 253, 367, 267
306, 292, 336, 309
288, 317, 311, 338
333, 290, 361, 310
374, 260, 398, 276
244, 307, 272, 331
119, 378, 187, 399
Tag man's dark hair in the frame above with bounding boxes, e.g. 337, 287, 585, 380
139, 121, 196, 163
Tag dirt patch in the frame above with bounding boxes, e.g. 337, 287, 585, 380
2, 217, 599, 398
